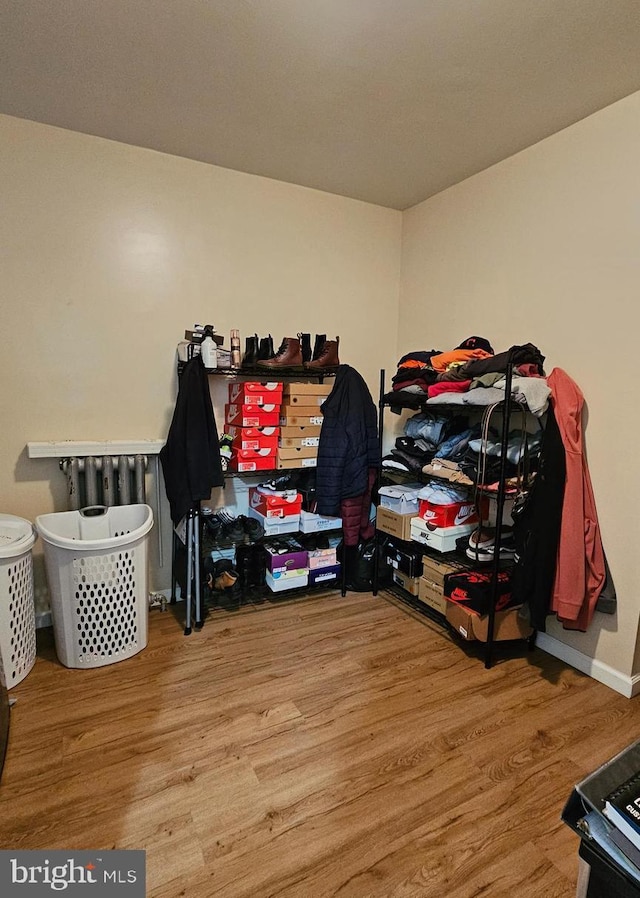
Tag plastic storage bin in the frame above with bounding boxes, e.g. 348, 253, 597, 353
36, 505, 153, 669
0, 514, 37, 687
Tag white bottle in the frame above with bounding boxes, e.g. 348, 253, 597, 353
200, 335, 217, 368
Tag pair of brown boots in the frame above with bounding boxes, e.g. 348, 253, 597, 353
257, 333, 340, 370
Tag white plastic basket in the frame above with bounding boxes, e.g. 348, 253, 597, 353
36, 504, 154, 669
0, 514, 37, 688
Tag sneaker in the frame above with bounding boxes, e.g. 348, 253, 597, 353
466, 532, 516, 563
257, 475, 296, 495
218, 433, 233, 472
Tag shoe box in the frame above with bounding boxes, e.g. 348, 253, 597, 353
382, 536, 423, 578
445, 601, 533, 642
228, 382, 283, 406
277, 445, 318, 462
299, 510, 342, 533
282, 382, 332, 406
378, 484, 422, 515
263, 538, 309, 576
279, 409, 324, 427
226, 403, 281, 427
410, 518, 476, 553
248, 507, 300, 536
444, 568, 515, 616
375, 506, 415, 542
279, 435, 320, 449
276, 454, 318, 469
418, 552, 473, 615
280, 425, 322, 442
391, 569, 421, 596
249, 487, 302, 518
416, 498, 484, 529
229, 447, 278, 471
308, 546, 338, 568
266, 569, 309, 592
417, 577, 447, 615
308, 563, 341, 587
226, 426, 279, 451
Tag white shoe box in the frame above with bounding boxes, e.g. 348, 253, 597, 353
409, 518, 475, 553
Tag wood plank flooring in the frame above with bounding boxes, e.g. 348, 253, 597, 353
1, 590, 639, 897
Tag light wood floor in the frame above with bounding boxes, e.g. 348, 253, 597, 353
1, 590, 638, 897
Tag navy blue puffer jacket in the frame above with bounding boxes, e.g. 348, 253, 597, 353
315, 365, 379, 517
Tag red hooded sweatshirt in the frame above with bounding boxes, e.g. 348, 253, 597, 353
547, 368, 606, 630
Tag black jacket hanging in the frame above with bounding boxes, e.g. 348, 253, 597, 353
160, 356, 224, 525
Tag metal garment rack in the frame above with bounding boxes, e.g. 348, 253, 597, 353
170, 361, 346, 633
372, 356, 534, 669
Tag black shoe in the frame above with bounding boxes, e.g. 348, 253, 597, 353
238, 514, 264, 543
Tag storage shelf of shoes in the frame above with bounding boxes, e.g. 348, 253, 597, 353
173, 348, 347, 626
373, 366, 541, 670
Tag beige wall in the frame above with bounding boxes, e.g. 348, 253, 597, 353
401, 91, 640, 685
0, 114, 401, 596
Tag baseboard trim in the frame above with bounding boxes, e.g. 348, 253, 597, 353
536, 631, 638, 698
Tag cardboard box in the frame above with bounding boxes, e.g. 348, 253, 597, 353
279, 412, 324, 427
276, 456, 317, 469
378, 484, 422, 515
249, 487, 302, 518
228, 382, 283, 406
225, 403, 281, 427
299, 510, 342, 533
376, 506, 415, 542
247, 507, 300, 536
421, 553, 472, 588
391, 569, 421, 596
282, 392, 327, 407
384, 538, 424, 578
266, 570, 309, 592
308, 563, 341, 587
283, 382, 332, 399
263, 539, 308, 574
445, 601, 533, 642
279, 436, 320, 448
229, 447, 277, 472
277, 446, 318, 460
416, 499, 480, 529
280, 425, 322, 440
308, 548, 338, 568
410, 518, 476, 553
417, 577, 447, 615
226, 426, 279, 451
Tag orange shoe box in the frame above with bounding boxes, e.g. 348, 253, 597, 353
225, 403, 280, 427
228, 382, 283, 406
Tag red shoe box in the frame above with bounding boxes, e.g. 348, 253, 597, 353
228, 382, 283, 406
226, 425, 279, 452
417, 498, 485, 529
249, 487, 302, 518
229, 447, 278, 472
225, 403, 280, 427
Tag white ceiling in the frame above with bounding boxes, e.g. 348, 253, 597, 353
2, 0, 640, 210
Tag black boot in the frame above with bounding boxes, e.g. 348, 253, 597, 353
243, 334, 259, 368
299, 332, 312, 364
258, 335, 275, 361
311, 334, 327, 362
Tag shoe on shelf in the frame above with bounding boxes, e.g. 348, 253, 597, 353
218, 433, 233, 472
257, 475, 296, 496
238, 514, 264, 543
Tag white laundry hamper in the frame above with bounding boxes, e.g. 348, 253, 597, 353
0, 514, 37, 687
36, 504, 154, 669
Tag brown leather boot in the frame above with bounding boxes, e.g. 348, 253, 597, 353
256, 336, 303, 369
305, 337, 340, 369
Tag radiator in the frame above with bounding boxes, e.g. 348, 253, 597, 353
60, 455, 148, 510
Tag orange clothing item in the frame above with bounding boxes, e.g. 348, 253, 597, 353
547, 368, 606, 630
429, 348, 492, 372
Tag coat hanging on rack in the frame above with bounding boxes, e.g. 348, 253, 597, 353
160, 355, 224, 526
